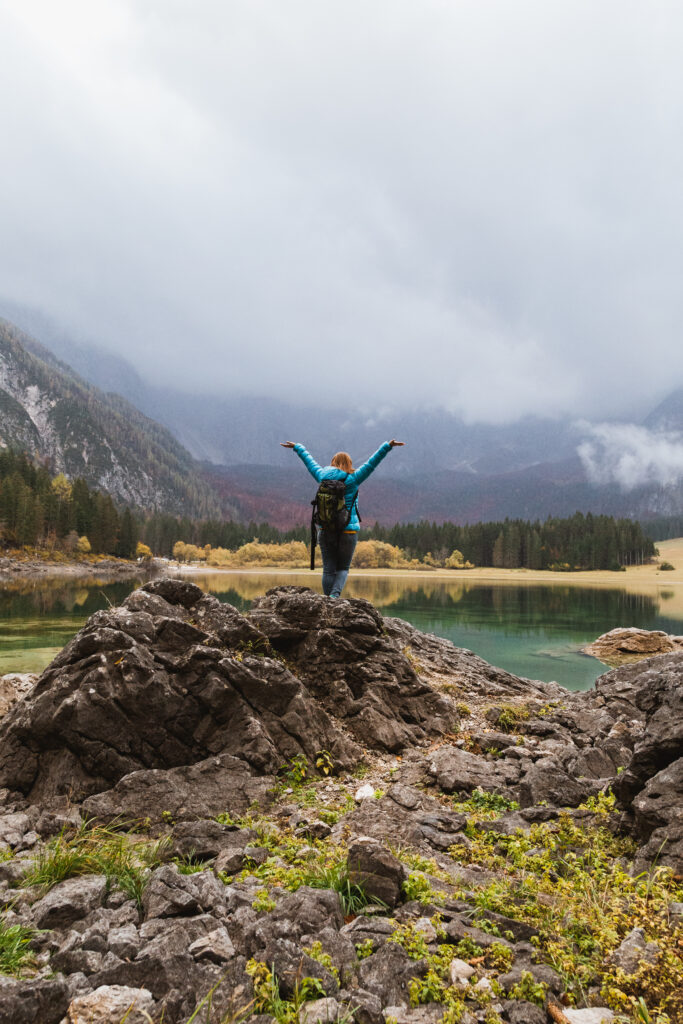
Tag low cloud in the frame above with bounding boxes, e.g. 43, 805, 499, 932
1, 2, 683, 419
578, 424, 683, 489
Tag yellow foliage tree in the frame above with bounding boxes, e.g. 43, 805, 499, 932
353, 540, 407, 568
136, 542, 153, 561
445, 549, 475, 569
51, 473, 72, 501
229, 540, 308, 566
76, 535, 91, 555
206, 547, 235, 566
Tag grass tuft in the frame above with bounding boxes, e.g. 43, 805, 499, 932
0, 917, 37, 978
21, 820, 170, 906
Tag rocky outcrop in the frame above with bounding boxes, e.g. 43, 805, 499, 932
0, 582, 371, 809
584, 627, 683, 666
0, 582, 680, 1023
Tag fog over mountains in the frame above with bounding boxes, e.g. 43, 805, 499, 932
2, 309, 681, 528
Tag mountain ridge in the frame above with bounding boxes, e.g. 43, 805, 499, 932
0, 319, 224, 517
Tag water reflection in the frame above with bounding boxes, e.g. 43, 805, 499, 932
1, 571, 681, 690
0, 577, 146, 676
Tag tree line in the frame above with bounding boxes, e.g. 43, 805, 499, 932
0, 450, 137, 557
0, 448, 660, 570
364, 514, 656, 570
640, 515, 683, 542
157, 510, 656, 570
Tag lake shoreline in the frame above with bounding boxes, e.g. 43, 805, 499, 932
167, 537, 683, 590
0, 554, 151, 582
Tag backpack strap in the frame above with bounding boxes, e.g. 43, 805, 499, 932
310, 499, 316, 570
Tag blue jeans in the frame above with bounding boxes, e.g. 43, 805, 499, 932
317, 529, 358, 597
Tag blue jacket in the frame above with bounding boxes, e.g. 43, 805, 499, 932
293, 441, 393, 532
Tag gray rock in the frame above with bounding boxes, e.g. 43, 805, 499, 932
108, 924, 140, 960
347, 838, 406, 908
249, 887, 344, 951
518, 760, 599, 808
170, 819, 255, 860
0, 856, 34, 886
357, 942, 428, 1006
0, 673, 36, 719
448, 958, 475, 986
337, 988, 384, 1024
83, 754, 277, 826
260, 938, 338, 998
137, 914, 220, 962
63, 984, 156, 1024
0, 811, 31, 847
428, 745, 512, 796
188, 926, 236, 963
498, 959, 563, 994
301, 926, 358, 985
0, 587, 363, 807
215, 846, 249, 875
388, 784, 423, 810
563, 1010, 615, 1024
298, 997, 342, 1024
32, 875, 108, 930
500, 1001, 547, 1024
250, 588, 457, 751
339, 914, 396, 953
381, 1008, 446, 1024
632, 757, 683, 838
141, 579, 205, 608
0, 977, 69, 1024
634, 821, 683, 876
607, 927, 659, 974
142, 864, 201, 919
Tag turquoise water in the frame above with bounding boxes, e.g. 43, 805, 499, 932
1, 574, 681, 690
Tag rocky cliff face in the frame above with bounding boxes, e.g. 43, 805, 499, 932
0, 584, 681, 1023
0, 319, 221, 516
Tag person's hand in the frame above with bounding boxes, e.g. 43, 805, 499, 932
280, 442, 297, 448
389, 439, 405, 447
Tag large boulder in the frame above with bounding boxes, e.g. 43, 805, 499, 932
0, 583, 362, 806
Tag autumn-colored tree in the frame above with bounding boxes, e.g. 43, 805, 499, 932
445, 549, 474, 569
51, 473, 72, 501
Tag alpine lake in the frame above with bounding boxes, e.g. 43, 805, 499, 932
2, 570, 682, 691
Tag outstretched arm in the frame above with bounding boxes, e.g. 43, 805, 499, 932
350, 439, 404, 485
280, 441, 324, 482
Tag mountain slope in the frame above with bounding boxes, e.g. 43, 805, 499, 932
0, 319, 222, 516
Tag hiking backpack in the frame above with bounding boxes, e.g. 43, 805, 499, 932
309, 476, 359, 569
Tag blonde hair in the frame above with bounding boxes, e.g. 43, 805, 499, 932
331, 451, 354, 473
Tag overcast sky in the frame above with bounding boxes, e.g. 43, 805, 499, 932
1, 0, 683, 424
